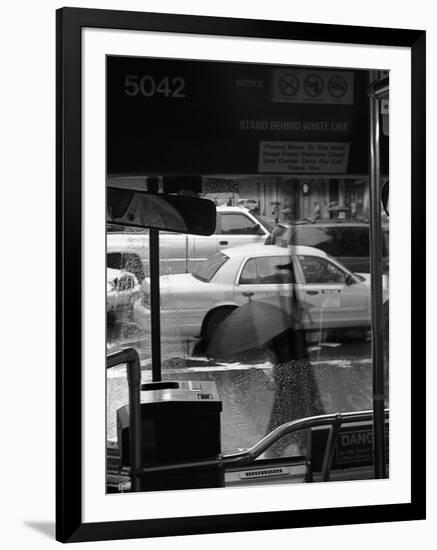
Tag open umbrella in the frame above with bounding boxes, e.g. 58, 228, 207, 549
206, 295, 314, 359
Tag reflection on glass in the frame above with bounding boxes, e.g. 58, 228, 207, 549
107, 188, 216, 235
106, 176, 388, 465
107, 190, 187, 232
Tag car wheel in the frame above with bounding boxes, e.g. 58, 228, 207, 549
203, 307, 235, 344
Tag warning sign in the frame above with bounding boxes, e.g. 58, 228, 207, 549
272, 69, 354, 105
336, 425, 389, 465
309, 422, 389, 471
107, 57, 386, 176
258, 141, 350, 173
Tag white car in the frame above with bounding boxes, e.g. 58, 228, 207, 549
107, 206, 272, 279
107, 268, 141, 319
133, 244, 388, 342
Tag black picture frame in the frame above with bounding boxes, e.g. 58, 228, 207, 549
56, 7, 426, 543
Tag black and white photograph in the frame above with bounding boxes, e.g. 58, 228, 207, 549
1, 0, 434, 547
51, 5, 426, 544
105, 56, 391, 493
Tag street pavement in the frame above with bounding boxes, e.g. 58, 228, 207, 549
107, 334, 374, 456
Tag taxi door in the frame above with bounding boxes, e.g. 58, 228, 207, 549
235, 255, 294, 305
295, 255, 368, 329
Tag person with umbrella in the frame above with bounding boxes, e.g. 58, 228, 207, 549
264, 324, 324, 457
263, 260, 324, 456
207, 257, 324, 457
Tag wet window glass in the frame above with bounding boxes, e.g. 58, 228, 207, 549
192, 252, 228, 282
239, 258, 258, 284
269, 224, 288, 245
106, 182, 388, 461
298, 255, 346, 284
117, 274, 135, 291
220, 213, 258, 234
257, 256, 293, 284
239, 256, 294, 284
289, 225, 385, 274
383, 229, 389, 255
213, 213, 221, 234
293, 227, 371, 257
107, 252, 145, 283
252, 213, 273, 233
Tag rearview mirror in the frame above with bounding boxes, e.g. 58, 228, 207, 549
107, 188, 216, 235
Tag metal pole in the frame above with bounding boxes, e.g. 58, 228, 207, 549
149, 228, 162, 381
369, 71, 387, 478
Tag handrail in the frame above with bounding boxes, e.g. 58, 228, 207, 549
136, 409, 389, 479
222, 408, 389, 466
107, 348, 142, 491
